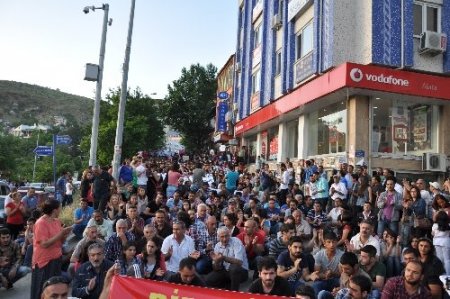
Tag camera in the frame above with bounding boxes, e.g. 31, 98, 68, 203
83, 7, 90, 14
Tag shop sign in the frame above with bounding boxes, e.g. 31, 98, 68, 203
269, 135, 278, 160
216, 102, 228, 132
295, 52, 314, 84
355, 150, 365, 158
250, 93, 260, 112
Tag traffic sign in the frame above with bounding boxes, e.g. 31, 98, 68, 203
33, 146, 53, 156
217, 91, 229, 100
56, 135, 72, 145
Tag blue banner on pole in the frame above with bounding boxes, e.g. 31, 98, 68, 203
216, 102, 228, 132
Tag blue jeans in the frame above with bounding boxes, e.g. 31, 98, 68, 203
377, 219, 399, 236
385, 256, 402, 278
318, 290, 334, 299
72, 224, 86, 239
166, 185, 178, 199
196, 255, 212, 275
312, 278, 340, 296
23, 244, 33, 268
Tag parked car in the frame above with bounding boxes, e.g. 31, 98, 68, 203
29, 182, 48, 191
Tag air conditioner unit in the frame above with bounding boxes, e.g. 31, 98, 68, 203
272, 13, 282, 30
235, 62, 241, 72
422, 153, 447, 172
419, 31, 447, 56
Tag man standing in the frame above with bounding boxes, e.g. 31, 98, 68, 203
249, 256, 292, 297
313, 172, 329, 211
92, 166, 114, 212
225, 164, 239, 194
21, 187, 38, 218
72, 243, 114, 299
278, 163, 290, 205
381, 261, 432, 299
161, 221, 196, 277
205, 226, 248, 291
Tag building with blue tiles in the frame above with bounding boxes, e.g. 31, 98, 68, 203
231, 0, 450, 180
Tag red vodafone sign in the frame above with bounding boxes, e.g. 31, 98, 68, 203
345, 63, 450, 99
234, 62, 450, 135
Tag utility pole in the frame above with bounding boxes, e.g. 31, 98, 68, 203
112, 0, 136, 180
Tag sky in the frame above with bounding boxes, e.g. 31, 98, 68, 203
0, 1, 238, 99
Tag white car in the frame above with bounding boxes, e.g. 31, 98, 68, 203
0, 181, 11, 220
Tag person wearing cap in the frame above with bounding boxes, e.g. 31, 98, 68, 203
220, 198, 241, 222
72, 199, 94, 239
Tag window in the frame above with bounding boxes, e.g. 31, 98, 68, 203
371, 98, 438, 154
295, 22, 313, 60
275, 50, 282, 75
308, 102, 347, 155
278, 0, 284, 20
254, 25, 262, 49
413, 1, 441, 36
252, 69, 261, 94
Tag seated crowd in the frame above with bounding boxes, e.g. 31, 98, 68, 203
1, 155, 450, 299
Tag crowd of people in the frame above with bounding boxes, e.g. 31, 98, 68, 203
1, 151, 450, 299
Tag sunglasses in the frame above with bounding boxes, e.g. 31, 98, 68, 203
43, 276, 69, 289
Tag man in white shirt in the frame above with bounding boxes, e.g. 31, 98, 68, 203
134, 160, 148, 190
161, 221, 197, 277
205, 226, 249, 291
348, 220, 381, 257
329, 175, 348, 201
278, 163, 290, 204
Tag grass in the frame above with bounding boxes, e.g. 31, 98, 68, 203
59, 194, 79, 227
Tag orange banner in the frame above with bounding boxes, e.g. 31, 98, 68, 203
109, 276, 291, 299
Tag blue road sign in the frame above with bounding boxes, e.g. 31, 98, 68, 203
33, 146, 53, 156
218, 91, 229, 100
56, 135, 72, 145
355, 150, 365, 158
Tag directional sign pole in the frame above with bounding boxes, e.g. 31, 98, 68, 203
53, 134, 57, 188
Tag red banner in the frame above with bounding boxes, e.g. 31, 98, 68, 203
109, 276, 290, 299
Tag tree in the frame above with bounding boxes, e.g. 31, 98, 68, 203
80, 87, 165, 166
161, 63, 217, 153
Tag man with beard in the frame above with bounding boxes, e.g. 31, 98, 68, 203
72, 243, 114, 299
248, 256, 292, 296
345, 275, 373, 299
84, 210, 113, 240
381, 261, 431, 299
276, 236, 311, 293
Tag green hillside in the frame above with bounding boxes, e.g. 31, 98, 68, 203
0, 80, 93, 127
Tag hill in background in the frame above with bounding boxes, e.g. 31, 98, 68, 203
0, 80, 93, 127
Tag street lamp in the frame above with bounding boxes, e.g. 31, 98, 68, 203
112, 0, 136, 180
84, 4, 112, 167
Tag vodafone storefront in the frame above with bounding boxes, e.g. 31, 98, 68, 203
235, 62, 450, 177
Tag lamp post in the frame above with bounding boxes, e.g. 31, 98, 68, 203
84, 4, 112, 167
112, 0, 136, 180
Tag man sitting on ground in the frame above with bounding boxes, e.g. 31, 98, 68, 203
248, 256, 292, 297
167, 257, 205, 287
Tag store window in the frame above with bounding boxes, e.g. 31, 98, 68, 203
413, 1, 441, 36
309, 102, 347, 155
265, 127, 279, 161
275, 50, 282, 76
254, 24, 262, 49
372, 98, 439, 154
252, 69, 261, 94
